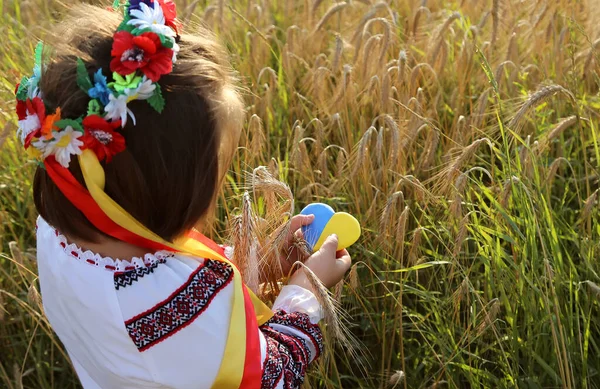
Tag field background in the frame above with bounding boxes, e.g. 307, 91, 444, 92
1, 0, 600, 388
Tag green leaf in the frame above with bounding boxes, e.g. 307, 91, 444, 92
385, 261, 451, 273
147, 83, 165, 113
109, 72, 142, 93
34, 42, 44, 69
76, 58, 93, 94
112, 0, 121, 10
131, 27, 152, 36
16, 76, 29, 100
158, 34, 174, 49
87, 99, 102, 116
55, 118, 84, 132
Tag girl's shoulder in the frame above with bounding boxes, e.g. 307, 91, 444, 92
35, 216, 236, 387
36, 215, 234, 323
36, 216, 176, 273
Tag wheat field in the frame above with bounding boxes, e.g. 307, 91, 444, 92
1, 0, 600, 388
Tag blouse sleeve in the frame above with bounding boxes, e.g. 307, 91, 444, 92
258, 285, 324, 389
114, 255, 323, 389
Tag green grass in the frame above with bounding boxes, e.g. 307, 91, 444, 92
1, 0, 600, 388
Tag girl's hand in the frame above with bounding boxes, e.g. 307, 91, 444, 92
279, 214, 315, 275
288, 234, 352, 290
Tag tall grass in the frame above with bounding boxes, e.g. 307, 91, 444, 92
1, 0, 600, 388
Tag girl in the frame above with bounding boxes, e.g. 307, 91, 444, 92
17, 1, 351, 388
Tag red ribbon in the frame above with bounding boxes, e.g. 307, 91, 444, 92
239, 284, 263, 388
44, 157, 174, 252
45, 157, 265, 387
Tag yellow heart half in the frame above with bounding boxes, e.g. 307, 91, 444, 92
313, 212, 361, 251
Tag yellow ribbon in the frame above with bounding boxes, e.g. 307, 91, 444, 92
78, 150, 272, 388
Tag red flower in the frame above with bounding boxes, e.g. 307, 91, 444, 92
82, 115, 126, 163
16, 99, 27, 120
21, 97, 46, 121
15, 83, 27, 120
110, 31, 173, 82
157, 0, 179, 32
18, 97, 46, 148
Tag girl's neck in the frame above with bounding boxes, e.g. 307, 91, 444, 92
65, 233, 153, 260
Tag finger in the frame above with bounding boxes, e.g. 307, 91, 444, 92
335, 253, 352, 272
335, 249, 349, 259
318, 234, 339, 256
289, 214, 315, 233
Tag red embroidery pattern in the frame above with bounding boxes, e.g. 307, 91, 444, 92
261, 337, 284, 388
269, 311, 324, 359
124, 260, 233, 351
260, 327, 309, 389
260, 311, 323, 389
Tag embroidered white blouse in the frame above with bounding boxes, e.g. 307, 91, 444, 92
35, 216, 324, 389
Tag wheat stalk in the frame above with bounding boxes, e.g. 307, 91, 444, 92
580, 189, 599, 225
494, 60, 516, 89
429, 12, 460, 65
545, 157, 568, 191
9, 242, 24, 266
380, 191, 405, 240
441, 138, 492, 194
361, 34, 382, 81
407, 227, 423, 266
27, 283, 43, 313
475, 299, 500, 337
470, 88, 491, 131
314, 2, 348, 32
332, 34, 343, 71
452, 276, 471, 307
535, 115, 578, 153
352, 126, 377, 177
409, 63, 438, 95
509, 85, 576, 129
395, 205, 410, 263
363, 18, 391, 67
412, 6, 430, 37
449, 173, 467, 219
452, 214, 469, 258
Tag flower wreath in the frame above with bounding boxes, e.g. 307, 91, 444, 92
15, 0, 179, 168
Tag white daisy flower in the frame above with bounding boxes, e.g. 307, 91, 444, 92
34, 126, 84, 168
127, 76, 156, 102
17, 114, 41, 144
105, 77, 156, 126
128, 2, 176, 39
105, 94, 135, 127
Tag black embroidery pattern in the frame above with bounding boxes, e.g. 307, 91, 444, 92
268, 310, 324, 359
261, 337, 283, 388
113, 257, 168, 290
124, 260, 233, 351
260, 326, 310, 389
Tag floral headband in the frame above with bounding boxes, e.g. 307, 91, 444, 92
15, 0, 179, 168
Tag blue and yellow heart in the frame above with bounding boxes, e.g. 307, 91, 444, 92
300, 203, 361, 252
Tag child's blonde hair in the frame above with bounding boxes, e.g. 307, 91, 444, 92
33, 4, 244, 242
